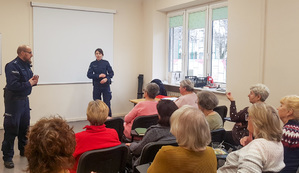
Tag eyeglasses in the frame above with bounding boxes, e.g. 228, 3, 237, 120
24, 51, 32, 54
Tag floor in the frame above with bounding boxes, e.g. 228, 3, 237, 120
0, 120, 89, 173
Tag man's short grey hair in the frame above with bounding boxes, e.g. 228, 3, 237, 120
250, 84, 270, 102
180, 79, 194, 91
197, 91, 219, 110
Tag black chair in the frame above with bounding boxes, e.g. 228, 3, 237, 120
211, 128, 226, 143
105, 117, 124, 141
213, 105, 228, 125
210, 128, 228, 168
130, 115, 159, 142
138, 140, 178, 166
76, 144, 129, 173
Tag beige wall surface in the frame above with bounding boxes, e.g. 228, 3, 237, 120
227, 0, 299, 109
263, 0, 299, 106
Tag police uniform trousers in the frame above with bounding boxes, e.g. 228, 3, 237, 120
2, 97, 30, 162
93, 86, 112, 117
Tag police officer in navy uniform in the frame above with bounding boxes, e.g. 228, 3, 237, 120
2, 45, 39, 168
87, 48, 114, 117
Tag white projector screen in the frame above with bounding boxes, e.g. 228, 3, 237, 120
32, 3, 114, 84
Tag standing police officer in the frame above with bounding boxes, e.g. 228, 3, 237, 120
2, 45, 39, 168
87, 48, 114, 117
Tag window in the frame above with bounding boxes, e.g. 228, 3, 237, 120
167, 2, 228, 84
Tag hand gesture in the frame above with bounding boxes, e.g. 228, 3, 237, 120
29, 75, 39, 86
100, 78, 107, 84
99, 73, 106, 78
226, 92, 235, 101
240, 135, 253, 146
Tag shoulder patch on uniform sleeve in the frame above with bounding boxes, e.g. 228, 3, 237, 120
12, 71, 20, 74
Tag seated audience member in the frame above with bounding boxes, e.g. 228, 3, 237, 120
218, 103, 285, 172
128, 100, 178, 166
174, 79, 198, 108
70, 100, 121, 173
148, 106, 217, 173
123, 83, 159, 139
225, 83, 270, 146
197, 90, 223, 130
25, 116, 76, 173
151, 79, 167, 96
277, 95, 299, 173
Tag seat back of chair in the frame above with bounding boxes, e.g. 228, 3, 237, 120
211, 128, 226, 143
139, 140, 178, 165
131, 114, 159, 130
104, 117, 124, 141
77, 144, 129, 173
213, 105, 228, 125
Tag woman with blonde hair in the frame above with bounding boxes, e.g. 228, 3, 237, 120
277, 95, 299, 173
218, 102, 285, 172
148, 105, 217, 173
70, 100, 121, 173
25, 116, 76, 173
174, 79, 198, 108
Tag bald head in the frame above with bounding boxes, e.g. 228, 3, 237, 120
17, 45, 30, 55
17, 45, 33, 64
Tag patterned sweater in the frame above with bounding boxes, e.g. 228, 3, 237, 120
229, 101, 249, 145
280, 119, 299, 173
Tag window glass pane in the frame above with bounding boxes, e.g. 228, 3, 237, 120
187, 11, 206, 77
169, 15, 183, 72
211, 7, 228, 83
169, 15, 183, 28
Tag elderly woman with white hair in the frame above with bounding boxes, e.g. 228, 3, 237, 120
147, 105, 217, 173
225, 83, 270, 146
174, 79, 198, 108
218, 102, 285, 172
277, 95, 299, 173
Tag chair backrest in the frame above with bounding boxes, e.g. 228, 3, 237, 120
76, 144, 129, 173
213, 105, 228, 125
104, 117, 124, 140
211, 128, 226, 144
131, 114, 159, 130
139, 140, 178, 165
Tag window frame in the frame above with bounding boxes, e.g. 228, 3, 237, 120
166, 2, 228, 84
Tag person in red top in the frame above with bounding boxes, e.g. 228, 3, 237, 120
70, 100, 121, 173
